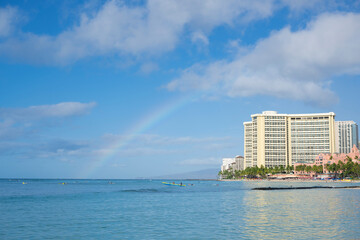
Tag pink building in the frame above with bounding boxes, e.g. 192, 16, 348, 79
294, 145, 360, 175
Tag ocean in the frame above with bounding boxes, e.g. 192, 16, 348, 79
1, 179, 360, 239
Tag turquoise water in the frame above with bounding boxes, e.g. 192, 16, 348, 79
1, 179, 360, 239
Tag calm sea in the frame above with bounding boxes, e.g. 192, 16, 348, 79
1, 179, 360, 239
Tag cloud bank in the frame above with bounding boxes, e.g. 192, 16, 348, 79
0, 0, 278, 65
0, 1, 359, 106
0, 102, 96, 121
0, 102, 96, 140
167, 13, 360, 106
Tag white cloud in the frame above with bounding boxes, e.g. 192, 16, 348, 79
139, 62, 159, 74
0, 102, 96, 121
0, 0, 276, 65
0, 6, 18, 37
191, 31, 209, 45
167, 12, 360, 106
0, 102, 96, 140
0, 138, 91, 161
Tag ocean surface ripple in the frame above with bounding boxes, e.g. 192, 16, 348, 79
1, 179, 359, 239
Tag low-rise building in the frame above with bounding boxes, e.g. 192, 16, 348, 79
294, 145, 360, 175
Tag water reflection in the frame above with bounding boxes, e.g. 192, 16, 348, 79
220, 181, 360, 239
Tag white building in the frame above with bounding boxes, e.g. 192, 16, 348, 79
244, 111, 336, 167
221, 156, 245, 171
234, 155, 245, 171
243, 122, 253, 168
335, 121, 359, 153
221, 158, 235, 171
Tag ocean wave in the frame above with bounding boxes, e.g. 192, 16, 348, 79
121, 188, 162, 193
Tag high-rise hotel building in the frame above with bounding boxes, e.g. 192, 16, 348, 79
335, 121, 359, 154
243, 111, 336, 168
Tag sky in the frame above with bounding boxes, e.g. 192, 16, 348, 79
1, 0, 360, 179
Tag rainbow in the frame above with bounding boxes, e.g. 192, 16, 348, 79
80, 95, 194, 178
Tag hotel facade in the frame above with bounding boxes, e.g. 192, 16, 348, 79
335, 121, 359, 154
243, 111, 336, 168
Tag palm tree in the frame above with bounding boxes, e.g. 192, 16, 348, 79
331, 163, 337, 174
338, 160, 345, 174
286, 165, 294, 174
354, 163, 360, 178
325, 164, 330, 173
312, 165, 318, 174
221, 169, 233, 179
305, 166, 312, 174
295, 164, 305, 173
343, 158, 355, 178
259, 165, 266, 178
234, 170, 241, 179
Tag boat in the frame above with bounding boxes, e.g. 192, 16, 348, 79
162, 182, 185, 187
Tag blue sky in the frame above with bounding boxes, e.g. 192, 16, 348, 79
1, 0, 360, 178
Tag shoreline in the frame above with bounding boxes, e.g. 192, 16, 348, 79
220, 179, 360, 183
253, 185, 360, 190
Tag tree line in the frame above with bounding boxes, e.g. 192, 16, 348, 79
219, 165, 294, 179
219, 156, 360, 179
296, 156, 360, 179
294, 164, 323, 174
